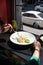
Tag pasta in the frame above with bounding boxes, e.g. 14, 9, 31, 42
16, 34, 30, 43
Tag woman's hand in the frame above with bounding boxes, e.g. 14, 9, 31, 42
34, 40, 41, 51
2, 23, 13, 32
32, 40, 41, 59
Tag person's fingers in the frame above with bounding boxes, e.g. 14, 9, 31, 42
4, 25, 12, 32
2, 23, 13, 32
3, 23, 12, 28
8, 24, 13, 28
4, 26, 10, 29
34, 40, 41, 50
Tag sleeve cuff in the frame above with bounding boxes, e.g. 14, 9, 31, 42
28, 56, 40, 65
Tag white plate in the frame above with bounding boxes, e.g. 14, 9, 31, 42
10, 31, 36, 45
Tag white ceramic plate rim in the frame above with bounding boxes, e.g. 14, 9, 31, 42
10, 31, 36, 45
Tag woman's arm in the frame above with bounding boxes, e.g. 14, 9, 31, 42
32, 41, 41, 59
29, 41, 41, 65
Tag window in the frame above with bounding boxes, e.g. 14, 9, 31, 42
23, 13, 37, 18
40, 4, 43, 7
38, 13, 43, 18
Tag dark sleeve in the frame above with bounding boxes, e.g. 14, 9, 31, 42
0, 50, 21, 65
0, 53, 26, 65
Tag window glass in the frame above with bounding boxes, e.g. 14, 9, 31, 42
40, 4, 43, 7
38, 13, 43, 18
23, 13, 37, 18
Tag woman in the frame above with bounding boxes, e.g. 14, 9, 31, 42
0, 40, 41, 65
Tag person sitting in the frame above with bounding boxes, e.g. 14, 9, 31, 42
0, 40, 41, 65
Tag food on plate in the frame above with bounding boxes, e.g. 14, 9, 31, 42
16, 34, 30, 43
40, 36, 43, 41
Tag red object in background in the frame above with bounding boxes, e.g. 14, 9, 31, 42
6, 0, 14, 23
0, 0, 7, 23
0, 0, 14, 23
